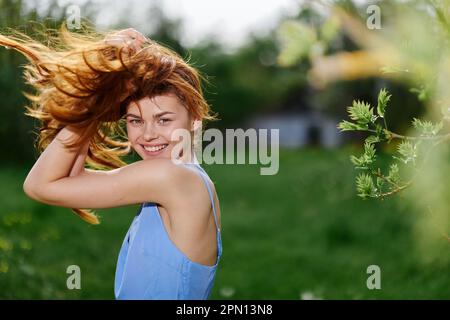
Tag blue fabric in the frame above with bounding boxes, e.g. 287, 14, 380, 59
114, 163, 222, 300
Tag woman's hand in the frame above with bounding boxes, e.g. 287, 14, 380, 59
103, 28, 148, 56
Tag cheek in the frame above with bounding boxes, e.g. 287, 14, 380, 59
161, 123, 179, 141
166, 123, 191, 143
126, 126, 140, 141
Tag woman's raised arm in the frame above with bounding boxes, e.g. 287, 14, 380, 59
23, 128, 198, 209
23, 126, 88, 195
69, 138, 90, 177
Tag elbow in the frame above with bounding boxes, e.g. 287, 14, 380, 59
23, 180, 58, 206
23, 180, 38, 200
23, 179, 46, 202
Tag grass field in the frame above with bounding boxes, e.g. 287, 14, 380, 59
0, 147, 449, 299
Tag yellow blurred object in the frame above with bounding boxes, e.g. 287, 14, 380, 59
309, 49, 401, 87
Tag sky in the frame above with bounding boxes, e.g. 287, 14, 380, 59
158, 0, 301, 48
33, 0, 378, 50
49, 0, 302, 49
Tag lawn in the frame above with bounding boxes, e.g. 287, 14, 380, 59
0, 147, 449, 299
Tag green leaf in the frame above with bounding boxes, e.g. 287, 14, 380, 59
376, 177, 385, 189
350, 142, 377, 169
412, 118, 443, 136
377, 88, 391, 118
387, 163, 400, 184
350, 155, 365, 167
364, 141, 376, 159
347, 100, 377, 125
356, 173, 377, 199
337, 120, 367, 131
365, 135, 380, 145
396, 140, 419, 164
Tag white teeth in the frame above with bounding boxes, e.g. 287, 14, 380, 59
143, 144, 167, 152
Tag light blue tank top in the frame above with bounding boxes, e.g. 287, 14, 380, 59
114, 163, 222, 300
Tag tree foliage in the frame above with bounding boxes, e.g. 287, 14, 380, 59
339, 88, 449, 199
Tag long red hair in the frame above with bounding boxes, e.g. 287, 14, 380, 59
0, 23, 217, 224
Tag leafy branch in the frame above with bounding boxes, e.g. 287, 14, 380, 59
338, 88, 450, 199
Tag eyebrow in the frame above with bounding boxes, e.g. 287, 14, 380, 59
123, 111, 175, 119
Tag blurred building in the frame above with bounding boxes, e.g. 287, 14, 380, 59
248, 105, 343, 148
246, 84, 346, 148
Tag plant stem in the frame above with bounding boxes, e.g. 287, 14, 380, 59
366, 128, 450, 142
373, 180, 412, 198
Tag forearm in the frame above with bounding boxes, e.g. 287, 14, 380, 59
24, 126, 88, 193
69, 139, 89, 177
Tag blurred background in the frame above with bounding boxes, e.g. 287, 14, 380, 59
0, 0, 448, 299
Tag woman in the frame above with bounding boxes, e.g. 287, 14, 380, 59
0, 26, 222, 299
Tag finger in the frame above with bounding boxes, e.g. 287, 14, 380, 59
104, 30, 147, 54
135, 36, 147, 47
134, 32, 147, 43
115, 29, 139, 38
116, 29, 147, 43
103, 36, 128, 45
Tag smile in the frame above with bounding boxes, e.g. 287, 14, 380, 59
141, 144, 168, 152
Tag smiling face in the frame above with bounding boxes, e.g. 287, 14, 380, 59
124, 93, 194, 161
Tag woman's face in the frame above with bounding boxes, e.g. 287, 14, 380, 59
124, 93, 193, 161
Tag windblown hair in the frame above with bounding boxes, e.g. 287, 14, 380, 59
0, 23, 217, 225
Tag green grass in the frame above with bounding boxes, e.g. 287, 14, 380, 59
0, 147, 449, 299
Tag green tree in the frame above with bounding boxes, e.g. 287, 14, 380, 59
276, 0, 450, 243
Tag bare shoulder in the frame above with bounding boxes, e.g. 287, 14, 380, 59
138, 159, 200, 188
134, 159, 212, 207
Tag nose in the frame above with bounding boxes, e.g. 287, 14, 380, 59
142, 121, 158, 141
